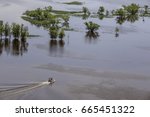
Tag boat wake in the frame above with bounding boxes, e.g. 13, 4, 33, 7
0, 81, 50, 99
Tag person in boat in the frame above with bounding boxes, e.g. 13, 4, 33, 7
48, 78, 54, 84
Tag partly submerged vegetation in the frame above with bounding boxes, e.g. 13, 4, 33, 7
0, 21, 29, 56
21, 3, 150, 41
85, 21, 100, 39
0, 21, 29, 40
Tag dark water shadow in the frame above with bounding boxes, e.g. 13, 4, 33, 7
49, 39, 65, 57
126, 14, 139, 23
85, 31, 99, 44
0, 38, 28, 56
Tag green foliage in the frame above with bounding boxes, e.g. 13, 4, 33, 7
0, 21, 29, 40
22, 6, 72, 29
115, 8, 126, 17
97, 6, 105, 15
115, 4, 140, 24
49, 26, 59, 39
21, 25, 29, 40
12, 23, 21, 39
59, 29, 65, 39
115, 8, 126, 25
49, 26, 66, 40
85, 21, 100, 32
61, 15, 70, 23
22, 6, 70, 40
123, 3, 140, 15
4, 22, 11, 38
82, 7, 90, 15
0, 21, 4, 38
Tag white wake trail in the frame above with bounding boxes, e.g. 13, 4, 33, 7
0, 81, 50, 99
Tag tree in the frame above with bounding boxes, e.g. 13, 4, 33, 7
85, 22, 100, 39
0, 21, 4, 39
85, 21, 100, 33
58, 29, 65, 47
11, 23, 21, 39
123, 3, 140, 15
59, 29, 65, 40
49, 26, 59, 39
4, 22, 11, 38
21, 26, 29, 41
115, 8, 126, 25
97, 6, 105, 15
82, 7, 90, 15
115, 8, 126, 17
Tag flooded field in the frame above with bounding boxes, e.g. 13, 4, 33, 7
0, 0, 150, 99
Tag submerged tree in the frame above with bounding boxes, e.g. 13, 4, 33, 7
0, 21, 29, 56
58, 29, 65, 47
11, 23, 21, 39
85, 21, 100, 33
4, 22, 11, 39
115, 8, 126, 18
82, 7, 90, 16
85, 21, 100, 39
49, 26, 59, 39
21, 27, 29, 42
115, 8, 126, 25
97, 6, 105, 15
59, 29, 65, 40
123, 3, 140, 15
0, 21, 4, 39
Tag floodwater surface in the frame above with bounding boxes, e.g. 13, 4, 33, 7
0, 0, 150, 99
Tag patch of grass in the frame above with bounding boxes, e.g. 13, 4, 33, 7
21, 16, 52, 28
63, 1, 83, 5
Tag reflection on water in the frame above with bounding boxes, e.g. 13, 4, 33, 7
49, 39, 65, 56
115, 27, 119, 37
126, 14, 139, 23
98, 15, 105, 20
0, 38, 28, 56
85, 31, 99, 43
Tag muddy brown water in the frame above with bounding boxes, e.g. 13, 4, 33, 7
0, 0, 150, 99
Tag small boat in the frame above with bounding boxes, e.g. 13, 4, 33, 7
48, 78, 55, 84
